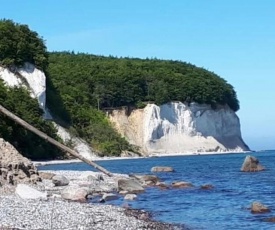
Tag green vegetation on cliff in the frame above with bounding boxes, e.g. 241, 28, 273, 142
0, 19, 62, 160
0, 81, 63, 160
0, 19, 48, 70
48, 52, 239, 112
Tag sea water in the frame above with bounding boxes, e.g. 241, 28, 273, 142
40, 151, 275, 230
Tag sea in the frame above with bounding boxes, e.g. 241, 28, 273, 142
39, 150, 275, 230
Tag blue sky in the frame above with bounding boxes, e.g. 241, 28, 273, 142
2, 0, 275, 150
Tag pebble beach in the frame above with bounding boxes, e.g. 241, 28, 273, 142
0, 170, 184, 230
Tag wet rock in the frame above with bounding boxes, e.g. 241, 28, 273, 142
117, 179, 144, 194
61, 186, 88, 202
102, 193, 118, 201
52, 175, 69, 186
124, 194, 137, 200
0, 138, 41, 185
241, 155, 265, 172
151, 166, 174, 172
130, 174, 160, 186
201, 184, 214, 190
263, 217, 275, 222
251, 202, 270, 213
155, 182, 169, 189
171, 181, 193, 188
15, 184, 47, 199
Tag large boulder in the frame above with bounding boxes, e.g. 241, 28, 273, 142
0, 138, 41, 185
117, 179, 144, 194
241, 155, 265, 172
61, 186, 88, 202
15, 184, 47, 199
151, 166, 174, 172
52, 175, 69, 186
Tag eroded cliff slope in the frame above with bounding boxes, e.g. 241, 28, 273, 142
109, 102, 249, 155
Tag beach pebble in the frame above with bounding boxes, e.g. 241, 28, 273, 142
52, 175, 70, 186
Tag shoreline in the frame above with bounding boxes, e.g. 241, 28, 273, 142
0, 168, 186, 230
33, 150, 251, 166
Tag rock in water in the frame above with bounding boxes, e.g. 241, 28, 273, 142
130, 174, 160, 186
241, 155, 265, 172
0, 138, 41, 185
251, 202, 270, 213
102, 193, 118, 201
171, 181, 193, 188
124, 194, 137, 200
151, 166, 174, 172
16, 184, 47, 199
117, 179, 144, 194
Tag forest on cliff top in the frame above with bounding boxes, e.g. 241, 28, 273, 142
0, 19, 240, 159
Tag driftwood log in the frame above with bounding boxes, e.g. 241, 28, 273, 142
0, 105, 113, 177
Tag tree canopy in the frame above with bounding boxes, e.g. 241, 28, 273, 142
48, 52, 239, 112
0, 19, 48, 70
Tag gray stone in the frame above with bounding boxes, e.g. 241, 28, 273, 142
102, 193, 118, 201
52, 175, 69, 186
61, 186, 88, 202
130, 174, 160, 186
117, 179, 144, 194
171, 181, 193, 188
0, 138, 41, 185
124, 194, 137, 200
151, 166, 174, 172
251, 202, 270, 213
241, 155, 265, 172
156, 181, 169, 189
15, 184, 47, 199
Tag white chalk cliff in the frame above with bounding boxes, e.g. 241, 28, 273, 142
109, 102, 249, 155
0, 63, 96, 160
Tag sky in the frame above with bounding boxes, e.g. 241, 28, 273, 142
1, 0, 275, 150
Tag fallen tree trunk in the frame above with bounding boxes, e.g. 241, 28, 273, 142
0, 104, 113, 177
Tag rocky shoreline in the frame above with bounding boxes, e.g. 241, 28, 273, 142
0, 169, 185, 230
0, 138, 187, 230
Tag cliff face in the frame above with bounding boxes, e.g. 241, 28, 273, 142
0, 63, 51, 119
109, 102, 249, 155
